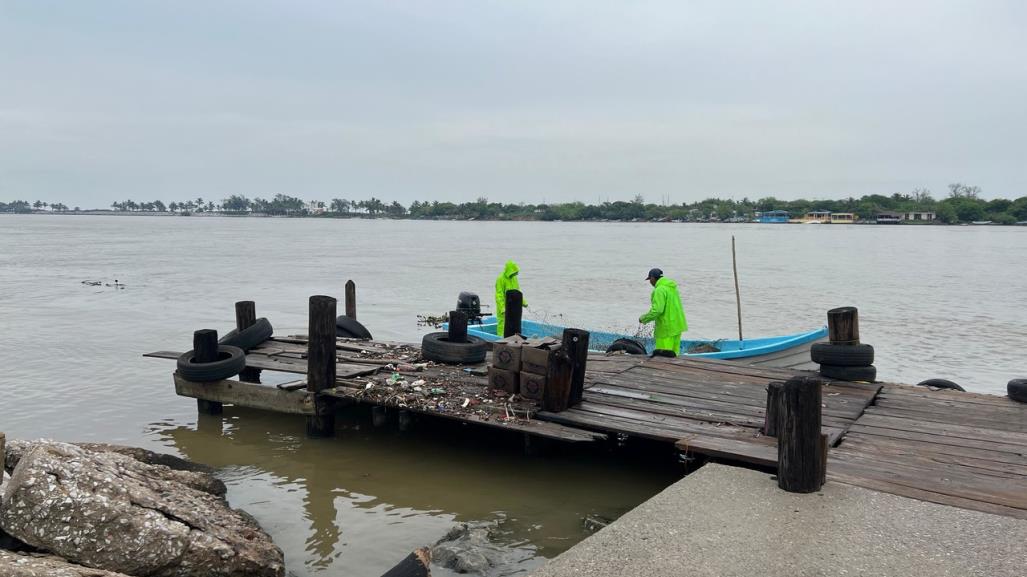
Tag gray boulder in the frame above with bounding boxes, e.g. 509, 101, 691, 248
0, 550, 135, 577
0, 441, 283, 577
3, 439, 226, 497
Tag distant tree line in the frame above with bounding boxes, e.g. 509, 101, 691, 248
3, 184, 1027, 224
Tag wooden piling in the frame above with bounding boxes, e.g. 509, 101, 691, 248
398, 410, 413, 432
562, 328, 590, 407
448, 310, 468, 343
194, 329, 223, 415
1, 431, 6, 476
827, 306, 859, 345
777, 376, 824, 493
372, 406, 387, 427
542, 351, 574, 412
503, 290, 523, 338
345, 280, 357, 320
306, 295, 337, 437
380, 547, 431, 577
764, 381, 784, 437
235, 300, 262, 383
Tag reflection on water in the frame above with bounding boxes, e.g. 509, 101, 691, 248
150, 406, 677, 576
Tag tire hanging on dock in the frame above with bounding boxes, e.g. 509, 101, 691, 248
420, 332, 486, 364
606, 338, 647, 355
819, 364, 877, 382
177, 345, 247, 381
336, 316, 373, 340
219, 317, 274, 351
1007, 379, 1027, 403
810, 343, 874, 367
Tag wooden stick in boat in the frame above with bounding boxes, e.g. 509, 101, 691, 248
732, 235, 743, 342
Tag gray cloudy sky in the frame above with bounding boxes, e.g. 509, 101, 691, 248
1, 0, 1025, 206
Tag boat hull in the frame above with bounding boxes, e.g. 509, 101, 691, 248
445, 317, 827, 366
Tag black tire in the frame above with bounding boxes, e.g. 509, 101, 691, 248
811, 343, 874, 366
218, 318, 273, 351
916, 378, 966, 392
607, 338, 647, 355
336, 316, 373, 340
1007, 379, 1027, 403
177, 345, 246, 381
819, 364, 876, 382
421, 332, 486, 364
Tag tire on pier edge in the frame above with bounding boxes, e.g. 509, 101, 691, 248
810, 343, 874, 367
819, 363, 877, 383
218, 317, 274, 351
1007, 379, 1027, 403
336, 316, 373, 340
606, 338, 647, 355
177, 345, 247, 381
421, 332, 486, 364
916, 378, 966, 392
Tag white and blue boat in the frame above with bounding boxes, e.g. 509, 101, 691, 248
444, 317, 828, 369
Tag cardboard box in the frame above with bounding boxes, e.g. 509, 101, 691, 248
492, 340, 524, 371
521, 343, 561, 375
488, 366, 520, 393
520, 371, 546, 400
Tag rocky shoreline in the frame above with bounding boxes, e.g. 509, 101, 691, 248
0, 436, 284, 577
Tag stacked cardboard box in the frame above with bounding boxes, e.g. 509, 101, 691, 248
487, 335, 563, 401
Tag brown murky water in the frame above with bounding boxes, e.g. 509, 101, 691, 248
2, 215, 1025, 575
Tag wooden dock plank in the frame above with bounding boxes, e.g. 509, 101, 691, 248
173, 374, 315, 415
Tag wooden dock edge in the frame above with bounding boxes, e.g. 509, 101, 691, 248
173, 373, 315, 415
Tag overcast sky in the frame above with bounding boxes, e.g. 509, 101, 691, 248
1, 1, 1025, 206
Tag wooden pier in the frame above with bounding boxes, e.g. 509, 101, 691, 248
147, 296, 1027, 522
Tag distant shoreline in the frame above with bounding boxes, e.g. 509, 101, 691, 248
3, 210, 1024, 226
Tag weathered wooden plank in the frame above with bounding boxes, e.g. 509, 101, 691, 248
676, 434, 777, 468
320, 388, 605, 443
847, 423, 1027, 455
855, 413, 1027, 447
827, 468, 1027, 520
865, 405, 1027, 433
827, 452, 1027, 510
832, 440, 1027, 479
878, 384, 1017, 407
173, 374, 314, 415
146, 349, 379, 379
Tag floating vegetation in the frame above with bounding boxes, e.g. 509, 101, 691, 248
686, 340, 723, 354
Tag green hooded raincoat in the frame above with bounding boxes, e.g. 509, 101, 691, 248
639, 276, 688, 354
495, 260, 527, 336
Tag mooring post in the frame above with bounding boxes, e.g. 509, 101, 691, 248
562, 328, 590, 406
193, 329, 224, 415
307, 295, 337, 437
345, 280, 357, 320
764, 381, 784, 436
448, 310, 468, 343
542, 351, 574, 412
398, 409, 413, 432
1, 431, 6, 477
235, 300, 262, 383
504, 289, 523, 338
372, 406, 387, 428
827, 306, 859, 345
777, 376, 825, 493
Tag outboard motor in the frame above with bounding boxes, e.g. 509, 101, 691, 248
456, 291, 483, 323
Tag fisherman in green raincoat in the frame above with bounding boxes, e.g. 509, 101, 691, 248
639, 268, 687, 356
495, 260, 527, 336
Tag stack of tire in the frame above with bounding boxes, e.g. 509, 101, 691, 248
812, 341, 876, 382
1009, 379, 1027, 404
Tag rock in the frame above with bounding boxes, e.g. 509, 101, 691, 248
0, 441, 283, 577
431, 521, 508, 574
0, 550, 136, 576
4, 439, 226, 497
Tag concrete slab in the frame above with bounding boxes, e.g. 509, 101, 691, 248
531, 463, 1027, 577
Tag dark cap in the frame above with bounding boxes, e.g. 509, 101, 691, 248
645, 268, 663, 280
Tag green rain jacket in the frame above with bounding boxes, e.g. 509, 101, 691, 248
639, 276, 688, 354
495, 260, 527, 336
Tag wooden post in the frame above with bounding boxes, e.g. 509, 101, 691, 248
307, 295, 337, 437
777, 376, 824, 493
345, 280, 357, 320
562, 328, 590, 406
504, 289, 523, 338
398, 410, 413, 432
764, 381, 784, 437
827, 306, 859, 345
542, 351, 573, 412
448, 310, 468, 343
193, 329, 223, 415
1, 431, 6, 476
732, 235, 743, 341
372, 406, 387, 427
235, 300, 262, 383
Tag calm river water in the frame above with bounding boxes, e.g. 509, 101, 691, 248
1, 215, 1025, 575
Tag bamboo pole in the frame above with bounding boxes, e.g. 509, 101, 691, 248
732, 235, 743, 342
